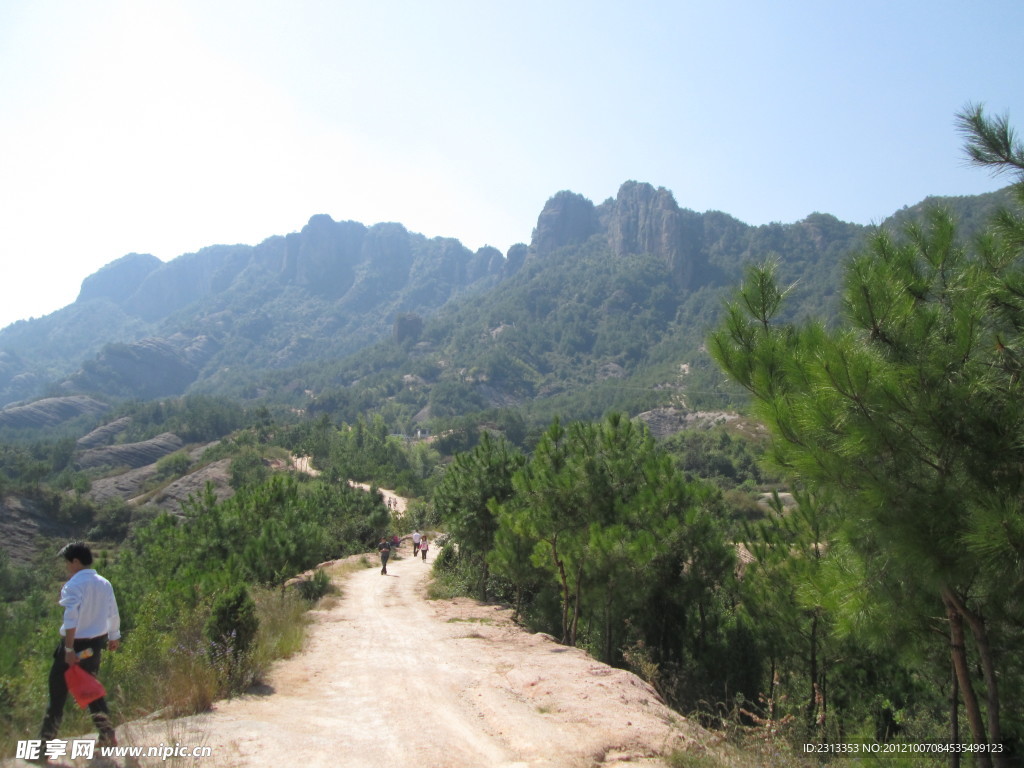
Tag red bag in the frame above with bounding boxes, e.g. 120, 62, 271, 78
65, 664, 106, 708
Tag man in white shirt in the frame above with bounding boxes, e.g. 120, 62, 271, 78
37, 541, 121, 754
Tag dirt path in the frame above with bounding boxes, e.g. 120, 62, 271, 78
7, 480, 710, 768
117, 539, 705, 767
347, 481, 407, 514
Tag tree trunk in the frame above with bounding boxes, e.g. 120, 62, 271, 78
951, 656, 960, 768
551, 541, 571, 645
944, 589, 1004, 766
569, 562, 584, 647
943, 591, 991, 768
604, 589, 613, 663
807, 610, 819, 732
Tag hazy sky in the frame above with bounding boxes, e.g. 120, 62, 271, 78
1, 1, 1022, 329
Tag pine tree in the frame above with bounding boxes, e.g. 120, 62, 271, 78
708, 106, 1024, 762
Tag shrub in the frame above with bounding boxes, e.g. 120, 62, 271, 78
205, 584, 259, 659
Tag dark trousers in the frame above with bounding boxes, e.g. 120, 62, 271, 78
40, 635, 114, 742
380, 550, 390, 574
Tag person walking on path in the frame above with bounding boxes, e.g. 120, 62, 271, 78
419, 535, 429, 561
37, 541, 121, 757
378, 537, 392, 575
411, 531, 421, 557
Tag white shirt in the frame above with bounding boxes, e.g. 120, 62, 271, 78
59, 569, 121, 641
412, 532, 421, 544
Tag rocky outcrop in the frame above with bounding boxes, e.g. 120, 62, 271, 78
146, 458, 234, 515
0, 495, 81, 565
85, 463, 160, 505
77, 416, 133, 449
87, 456, 234, 515
84, 441, 228, 513
124, 245, 252, 321
529, 183, 709, 289
0, 395, 110, 429
599, 181, 707, 289
531, 191, 600, 256
636, 407, 738, 439
64, 335, 219, 400
77, 432, 184, 470
76, 253, 163, 306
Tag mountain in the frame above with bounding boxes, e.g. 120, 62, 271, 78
0, 217, 520, 408
0, 182, 1011, 430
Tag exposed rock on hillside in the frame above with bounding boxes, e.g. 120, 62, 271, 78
85, 463, 160, 506
85, 442, 232, 515
0, 395, 109, 429
76, 252, 163, 306
76, 416, 133, 448
77, 432, 184, 469
600, 181, 708, 289
146, 458, 233, 514
636, 407, 737, 438
531, 190, 600, 256
0, 495, 80, 565
530, 182, 711, 289
63, 335, 219, 399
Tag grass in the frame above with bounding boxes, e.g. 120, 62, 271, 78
0, 563, 363, 759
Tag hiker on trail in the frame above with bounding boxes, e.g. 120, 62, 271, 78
412, 530, 421, 556
378, 537, 392, 575
37, 542, 121, 758
419, 535, 429, 561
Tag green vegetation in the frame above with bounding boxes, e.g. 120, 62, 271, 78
2, 107, 1022, 765
434, 413, 746, 714
707, 105, 1024, 762
0, 398, 408, 751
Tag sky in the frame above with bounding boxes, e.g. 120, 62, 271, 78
1, 1, 1022, 329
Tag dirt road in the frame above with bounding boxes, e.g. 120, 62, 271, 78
121, 540, 705, 767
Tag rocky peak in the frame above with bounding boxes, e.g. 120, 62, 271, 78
76, 253, 162, 306
601, 181, 706, 289
530, 191, 599, 256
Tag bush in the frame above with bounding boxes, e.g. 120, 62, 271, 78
156, 451, 192, 479
296, 569, 331, 601
205, 584, 259, 659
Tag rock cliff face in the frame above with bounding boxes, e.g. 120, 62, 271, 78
599, 181, 707, 289
0, 495, 81, 565
0, 210, 533, 407
77, 253, 164, 306
76, 416, 133, 449
77, 432, 185, 470
531, 191, 600, 256
529, 182, 709, 289
63, 335, 220, 400
124, 245, 253, 321
146, 458, 234, 515
0, 395, 110, 429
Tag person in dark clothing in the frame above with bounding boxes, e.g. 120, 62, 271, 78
378, 537, 392, 575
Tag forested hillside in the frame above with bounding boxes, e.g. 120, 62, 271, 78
2, 139, 1021, 766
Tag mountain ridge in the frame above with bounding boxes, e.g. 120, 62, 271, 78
0, 182, 1011, 423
